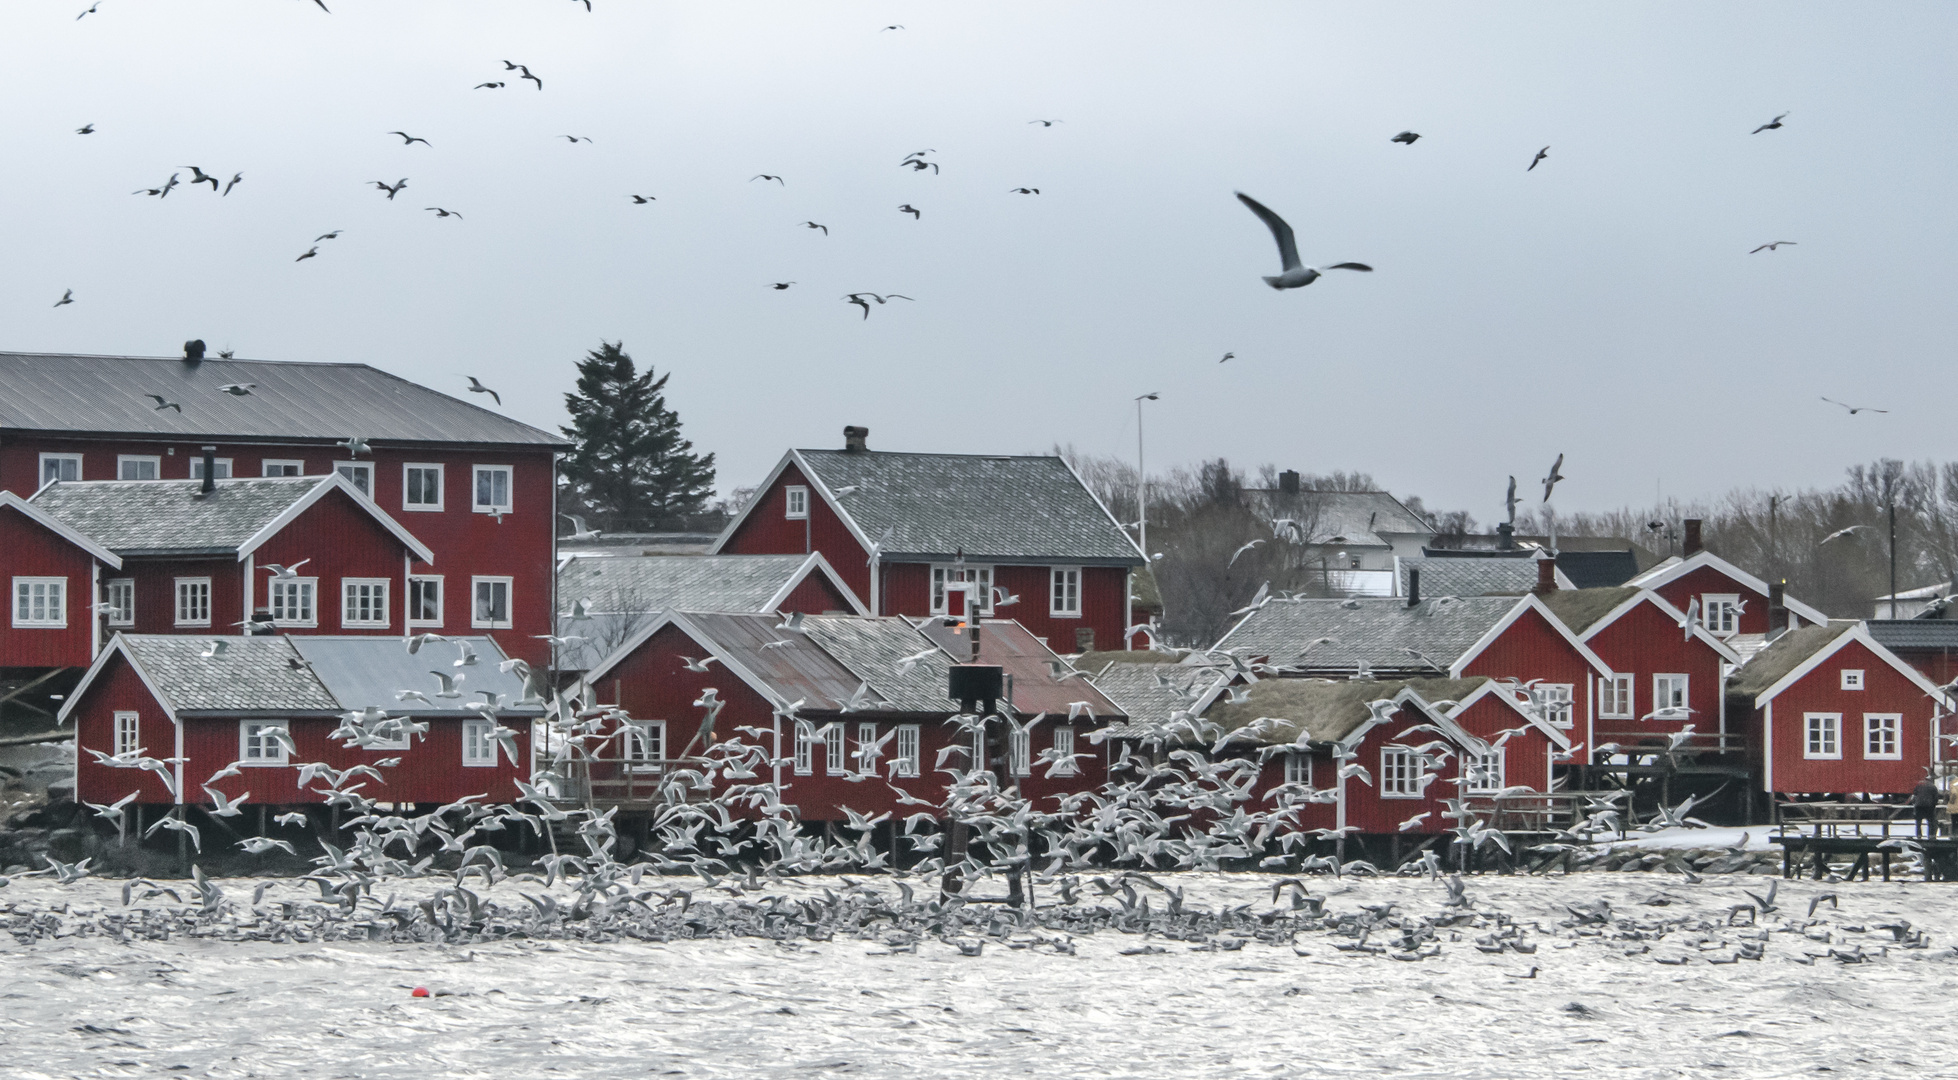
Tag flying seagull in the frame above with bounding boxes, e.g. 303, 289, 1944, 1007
1234, 192, 1373, 290
315, 230, 341, 241
1504, 476, 1519, 521
798, 221, 828, 235
1541, 453, 1566, 502
1750, 241, 1795, 253
222, 172, 244, 196
1391, 131, 1421, 144
217, 383, 256, 396
770, 282, 795, 290
751, 174, 784, 184
561, 135, 593, 143
53, 289, 74, 308
295, 246, 319, 262
467, 376, 501, 405
1218, 352, 1234, 363
425, 206, 463, 219
183, 165, 221, 192
389, 131, 431, 146
1821, 397, 1886, 415
1820, 524, 1874, 546
76, 123, 95, 134
77, 2, 99, 18
1752, 112, 1788, 134
630, 195, 656, 203
146, 394, 182, 413
474, 81, 504, 89
1009, 187, 1040, 194
1527, 146, 1549, 171
1029, 119, 1062, 127
372, 178, 408, 200
898, 204, 921, 219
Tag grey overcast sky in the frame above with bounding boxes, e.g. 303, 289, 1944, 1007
3, 2, 1953, 520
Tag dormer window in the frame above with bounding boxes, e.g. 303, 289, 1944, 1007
785, 485, 809, 520
1701, 594, 1741, 636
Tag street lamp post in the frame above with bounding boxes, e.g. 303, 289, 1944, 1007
1135, 393, 1158, 561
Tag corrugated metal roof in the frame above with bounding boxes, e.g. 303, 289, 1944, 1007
683, 612, 889, 713
917, 619, 1123, 719
121, 635, 339, 713
114, 633, 542, 714
1216, 596, 1521, 676
1092, 660, 1226, 738
560, 554, 816, 614
1398, 556, 1571, 598
795, 615, 959, 712
290, 635, 539, 713
0, 351, 565, 447
1301, 492, 1434, 547
1867, 619, 1958, 651
794, 449, 1141, 564
32, 477, 322, 556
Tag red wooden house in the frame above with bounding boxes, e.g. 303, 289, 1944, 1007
573, 612, 1125, 823
1624, 525, 1827, 640
0, 349, 566, 666
62, 634, 540, 810
709, 428, 1145, 655
29, 473, 434, 642
1542, 586, 1744, 757
0, 491, 124, 669
1727, 621, 1951, 800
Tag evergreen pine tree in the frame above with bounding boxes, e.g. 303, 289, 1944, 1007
558, 342, 716, 531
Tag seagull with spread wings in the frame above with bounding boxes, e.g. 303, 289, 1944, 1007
1234, 192, 1372, 290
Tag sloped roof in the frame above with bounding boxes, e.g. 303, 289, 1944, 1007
1539, 587, 1643, 635
796, 615, 961, 712
290, 636, 539, 713
674, 612, 881, 713
1398, 556, 1572, 598
1215, 596, 1523, 675
783, 449, 1141, 564
1552, 549, 1646, 589
1867, 619, 1958, 651
1204, 677, 1485, 746
918, 619, 1124, 719
1303, 492, 1434, 547
0, 351, 565, 447
29, 475, 429, 560
1726, 622, 1858, 700
1091, 661, 1227, 738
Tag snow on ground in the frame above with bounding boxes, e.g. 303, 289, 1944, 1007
5, 871, 1958, 1079
1595, 825, 1778, 851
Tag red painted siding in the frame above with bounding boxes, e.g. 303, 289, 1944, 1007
1340, 703, 1458, 836
0, 505, 101, 667
251, 487, 417, 635
1651, 565, 1777, 636
1753, 639, 1939, 795
1448, 693, 1555, 793
776, 571, 856, 615
1460, 605, 1600, 748
719, 464, 869, 599
73, 660, 177, 805
1582, 598, 1733, 744
117, 557, 240, 636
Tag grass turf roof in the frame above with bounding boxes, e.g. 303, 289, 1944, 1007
1204, 676, 1488, 747
1726, 621, 1857, 700
1538, 586, 1642, 635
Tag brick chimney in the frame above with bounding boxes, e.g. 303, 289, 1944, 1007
199, 445, 217, 495
1278, 470, 1301, 495
1768, 579, 1788, 639
1533, 552, 1558, 595
843, 426, 869, 452
1406, 565, 1421, 608
1683, 519, 1703, 557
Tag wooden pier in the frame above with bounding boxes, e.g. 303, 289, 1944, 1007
1771, 801, 1958, 881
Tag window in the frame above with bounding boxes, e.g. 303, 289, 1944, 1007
1465, 747, 1505, 794
472, 465, 512, 513
785, 485, 809, 520
269, 578, 316, 627
117, 455, 160, 480
1049, 567, 1082, 618
1805, 713, 1842, 760
174, 578, 211, 627
1864, 714, 1901, 760
794, 720, 815, 775
336, 462, 373, 496
472, 577, 512, 628
855, 722, 881, 774
341, 579, 390, 628
1537, 684, 1574, 728
1652, 674, 1689, 718
114, 712, 140, 757
1050, 726, 1078, 776
623, 720, 665, 769
105, 579, 134, 626
1008, 727, 1031, 777
1381, 747, 1420, 797
930, 564, 993, 616
825, 723, 847, 775
894, 724, 921, 778
409, 576, 443, 626
1599, 674, 1634, 719
12, 578, 66, 627
403, 464, 443, 511
1284, 752, 1311, 786
462, 719, 499, 766
1840, 669, 1865, 691
39, 453, 81, 484
262, 460, 304, 477
1702, 594, 1741, 636
189, 458, 233, 480
240, 721, 289, 765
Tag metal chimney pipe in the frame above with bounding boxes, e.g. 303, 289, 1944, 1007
1406, 566, 1421, 608
200, 446, 216, 495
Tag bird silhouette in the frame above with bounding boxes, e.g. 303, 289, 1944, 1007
1391, 131, 1421, 144
183, 166, 221, 192
372, 178, 408, 199
53, 289, 74, 308
295, 246, 319, 262
1009, 187, 1041, 194
1821, 397, 1887, 415
630, 195, 656, 203
466, 376, 501, 405
425, 206, 463, 219
389, 131, 432, 146
751, 174, 784, 184
1234, 192, 1373, 290
75, 122, 95, 134
1750, 241, 1795, 253
1527, 146, 1550, 171
1752, 112, 1788, 134
898, 204, 921, 219
1541, 454, 1566, 502
222, 172, 244, 196
798, 221, 828, 235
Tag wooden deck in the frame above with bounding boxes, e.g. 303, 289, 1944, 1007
1772, 802, 1956, 881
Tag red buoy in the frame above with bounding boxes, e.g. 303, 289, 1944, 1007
411, 987, 430, 998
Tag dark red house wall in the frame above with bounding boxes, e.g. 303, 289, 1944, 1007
1460, 605, 1599, 743
73, 660, 178, 805
251, 488, 416, 634
776, 571, 856, 615
1448, 693, 1555, 793
1583, 599, 1732, 740
0, 506, 100, 667
1754, 639, 1937, 795
1342, 704, 1457, 836
189, 715, 532, 807
719, 463, 870, 600
118, 557, 240, 636
1651, 565, 1774, 636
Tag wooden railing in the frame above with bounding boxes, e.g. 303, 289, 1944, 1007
555, 753, 713, 808
1774, 801, 1923, 838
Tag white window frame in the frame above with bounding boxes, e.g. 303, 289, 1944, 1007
1537, 683, 1574, 729
1465, 746, 1506, 794
472, 465, 513, 514
408, 575, 443, 627
794, 720, 815, 775
1008, 727, 1032, 777
113, 712, 140, 757
1702, 593, 1741, 636
116, 455, 161, 481
174, 577, 212, 627
335, 461, 374, 497
239, 721, 290, 765
189, 457, 234, 481
38, 453, 82, 485
12, 577, 66, 628
1840, 669, 1865, 691
1380, 747, 1420, 798
824, 723, 847, 776
268, 578, 317, 627
894, 724, 920, 778
105, 579, 135, 627
854, 722, 881, 774
1804, 713, 1842, 760
1049, 566, 1082, 618
1863, 714, 1901, 761
930, 564, 994, 616
1284, 751, 1311, 787
261, 459, 304, 477
1050, 725, 1078, 776
403, 463, 444, 512
1652, 673, 1689, 718
471, 576, 512, 629
623, 720, 666, 770
462, 719, 499, 767
785, 485, 809, 520
340, 578, 391, 629
1599, 674, 1634, 719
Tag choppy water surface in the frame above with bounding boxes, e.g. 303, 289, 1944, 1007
5, 872, 1956, 1079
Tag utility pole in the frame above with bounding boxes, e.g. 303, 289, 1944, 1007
1134, 393, 1158, 561
1888, 474, 1899, 612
